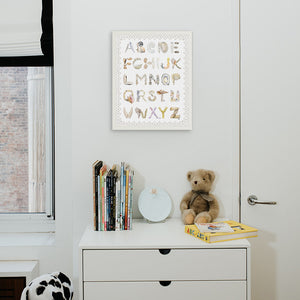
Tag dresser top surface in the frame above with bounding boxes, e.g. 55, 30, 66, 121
79, 218, 250, 249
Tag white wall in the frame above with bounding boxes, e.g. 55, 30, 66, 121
0, 0, 73, 283
71, 0, 239, 296
0, 0, 239, 298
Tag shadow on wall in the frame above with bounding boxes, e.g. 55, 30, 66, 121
132, 168, 145, 219
132, 167, 225, 221
250, 230, 277, 300
213, 170, 225, 218
132, 168, 178, 220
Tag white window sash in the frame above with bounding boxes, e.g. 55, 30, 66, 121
45, 68, 54, 217
27, 67, 54, 216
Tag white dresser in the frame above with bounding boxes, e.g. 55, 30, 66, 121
79, 219, 251, 300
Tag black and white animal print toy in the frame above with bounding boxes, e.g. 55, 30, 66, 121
21, 272, 73, 300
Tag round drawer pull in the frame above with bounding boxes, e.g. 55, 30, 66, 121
159, 281, 171, 287
159, 249, 171, 255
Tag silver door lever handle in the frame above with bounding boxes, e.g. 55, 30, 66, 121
247, 195, 277, 206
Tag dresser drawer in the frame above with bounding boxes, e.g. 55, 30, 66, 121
84, 281, 246, 300
83, 249, 246, 281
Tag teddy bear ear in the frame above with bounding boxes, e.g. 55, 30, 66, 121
187, 171, 193, 181
207, 171, 215, 182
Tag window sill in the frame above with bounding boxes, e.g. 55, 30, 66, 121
0, 232, 55, 247
0, 214, 55, 233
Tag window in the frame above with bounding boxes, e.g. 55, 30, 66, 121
0, 66, 54, 231
0, 66, 54, 211
0, 0, 54, 232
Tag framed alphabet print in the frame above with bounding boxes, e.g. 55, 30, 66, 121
112, 31, 192, 130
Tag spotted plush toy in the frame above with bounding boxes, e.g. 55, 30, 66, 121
21, 272, 73, 300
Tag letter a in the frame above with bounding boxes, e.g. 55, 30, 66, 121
125, 42, 135, 53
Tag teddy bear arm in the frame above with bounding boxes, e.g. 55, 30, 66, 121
180, 191, 193, 212
208, 195, 219, 221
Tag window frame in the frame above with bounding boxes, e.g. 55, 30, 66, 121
0, 67, 55, 233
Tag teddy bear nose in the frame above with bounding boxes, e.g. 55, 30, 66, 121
194, 181, 198, 184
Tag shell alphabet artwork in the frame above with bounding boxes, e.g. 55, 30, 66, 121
112, 31, 192, 130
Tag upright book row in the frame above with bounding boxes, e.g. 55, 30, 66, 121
92, 160, 134, 231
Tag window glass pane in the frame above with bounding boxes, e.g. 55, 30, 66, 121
0, 66, 51, 213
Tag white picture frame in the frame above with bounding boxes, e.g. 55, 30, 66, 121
112, 31, 192, 130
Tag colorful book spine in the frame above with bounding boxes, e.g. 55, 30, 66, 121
124, 169, 129, 230
127, 173, 131, 230
97, 174, 101, 230
106, 173, 111, 231
92, 160, 102, 231
92, 161, 98, 231
185, 226, 208, 242
120, 162, 124, 230
101, 174, 105, 231
110, 172, 116, 231
95, 167, 99, 231
99, 166, 107, 231
128, 170, 134, 230
104, 175, 107, 231
115, 180, 121, 231
122, 170, 126, 230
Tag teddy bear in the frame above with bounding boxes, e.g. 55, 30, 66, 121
180, 169, 219, 224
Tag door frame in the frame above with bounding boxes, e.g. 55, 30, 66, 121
231, 0, 241, 222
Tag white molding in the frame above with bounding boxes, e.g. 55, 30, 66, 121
0, 214, 55, 233
0, 261, 39, 285
45, 67, 54, 217
231, 0, 241, 222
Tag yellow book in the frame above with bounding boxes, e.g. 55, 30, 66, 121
185, 220, 258, 243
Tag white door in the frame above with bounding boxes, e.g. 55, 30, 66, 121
241, 1, 300, 299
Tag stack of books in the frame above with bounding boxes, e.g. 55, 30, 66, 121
92, 161, 134, 231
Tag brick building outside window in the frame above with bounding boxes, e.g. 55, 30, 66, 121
0, 67, 51, 214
